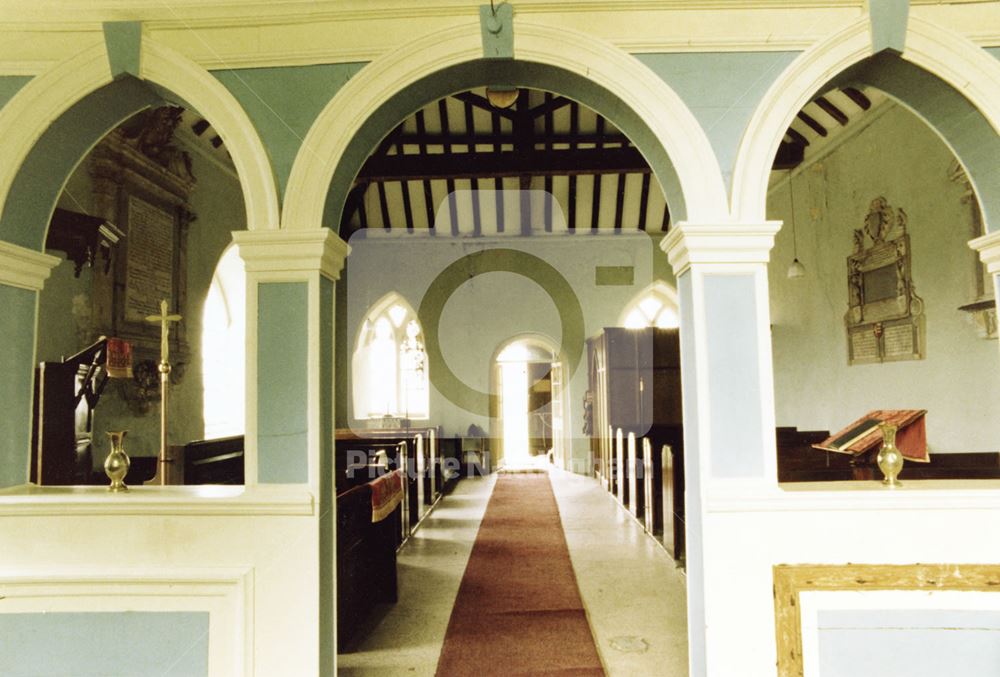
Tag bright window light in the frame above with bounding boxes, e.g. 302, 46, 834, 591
202, 246, 246, 439
352, 294, 429, 420
620, 282, 680, 330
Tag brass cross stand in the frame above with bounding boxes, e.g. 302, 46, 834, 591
146, 299, 181, 485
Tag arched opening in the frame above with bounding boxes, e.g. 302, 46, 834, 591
326, 68, 693, 673
492, 335, 566, 470
763, 55, 1000, 484
351, 292, 429, 424
0, 37, 277, 487
202, 245, 246, 439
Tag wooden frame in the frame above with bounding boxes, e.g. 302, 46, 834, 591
773, 563, 1000, 677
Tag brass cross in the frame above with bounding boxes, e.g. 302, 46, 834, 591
146, 299, 182, 365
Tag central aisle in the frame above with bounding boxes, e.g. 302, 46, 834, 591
336, 470, 687, 676
435, 473, 605, 676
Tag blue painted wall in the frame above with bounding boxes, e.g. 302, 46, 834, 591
318, 275, 336, 675
0, 285, 38, 487
636, 51, 800, 188
818, 608, 1000, 677
0, 76, 31, 109
212, 63, 367, 199
703, 274, 764, 478
0, 611, 209, 676
257, 281, 309, 483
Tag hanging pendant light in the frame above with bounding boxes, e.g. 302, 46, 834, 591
787, 175, 807, 279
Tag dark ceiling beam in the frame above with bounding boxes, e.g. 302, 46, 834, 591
191, 119, 210, 136
543, 92, 554, 232
815, 96, 849, 126
796, 110, 827, 137
567, 101, 579, 231
414, 110, 435, 228
591, 116, 605, 230
529, 95, 572, 119
638, 172, 650, 231
463, 99, 482, 236
773, 141, 805, 170
451, 91, 518, 121
438, 98, 459, 235
491, 108, 504, 232
377, 180, 391, 230
395, 131, 630, 148
357, 147, 651, 183
785, 127, 809, 147
841, 87, 871, 111
515, 89, 532, 234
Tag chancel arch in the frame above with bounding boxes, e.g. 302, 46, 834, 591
282, 19, 728, 233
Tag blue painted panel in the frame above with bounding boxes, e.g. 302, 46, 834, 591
677, 272, 706, 677
318, 276, 335, 675
636, 52, 800, 187
0, 611, 209, 677
212, 64, 366, 198
0, 285, 37, 487
989, 47, 1000, 63
257, 282, 309, 483
0, 76, 31, 110
703, 274, 764, 478
869, 0, 909, 53
103, 22, 143, 79
818, 608, 1000, 677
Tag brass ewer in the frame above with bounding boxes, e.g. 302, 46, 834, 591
104, 430, 131, 492
876, 422, 904, 488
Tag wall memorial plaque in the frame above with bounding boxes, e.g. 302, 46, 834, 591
845, 197, 925, 365
87, 106, 197, 407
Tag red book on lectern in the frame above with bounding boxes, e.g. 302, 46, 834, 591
812, 409, 929, 462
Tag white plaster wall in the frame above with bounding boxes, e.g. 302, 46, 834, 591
701, 482, 1000, 677
342, 231, 675, 473
768, 104, 1000, 453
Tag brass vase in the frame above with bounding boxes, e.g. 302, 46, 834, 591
104, 430, 131, 492
876, 423, 904, 488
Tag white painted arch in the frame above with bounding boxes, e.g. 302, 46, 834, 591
730, 15, 1000, 223
281, 18, 729, 231
0, 38, 279, 237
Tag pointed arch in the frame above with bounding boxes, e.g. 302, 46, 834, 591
618, 280, 680, 329
352, 292, 429, 422
731, 16, 1000, 231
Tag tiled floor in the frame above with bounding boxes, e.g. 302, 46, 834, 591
335, 470, 688, 676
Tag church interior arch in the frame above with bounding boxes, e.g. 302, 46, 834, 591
21, 91, 252, 486
765, 55, 1000, 483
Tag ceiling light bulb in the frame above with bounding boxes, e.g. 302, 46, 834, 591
787, 258, 806, 279
485, 86, 518, 109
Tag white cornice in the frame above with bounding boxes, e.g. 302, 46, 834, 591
0, 482, 316, 516
660, 222, 781, 275
233, 228, 350, 279
970, 230, 1000, 276
0, 240, 60, 291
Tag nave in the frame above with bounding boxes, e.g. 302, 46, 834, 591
337, 470, 687, 676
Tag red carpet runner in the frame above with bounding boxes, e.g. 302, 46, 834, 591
435, 473, 606, 676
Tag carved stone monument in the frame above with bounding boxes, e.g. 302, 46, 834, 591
87, 106, 197, 410
845, 197, 925, 365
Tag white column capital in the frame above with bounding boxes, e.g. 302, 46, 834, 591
233, 228, 350, 280
660, 221, 781, 276
0, 240, 60, 291
970, 230, 1000, 275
